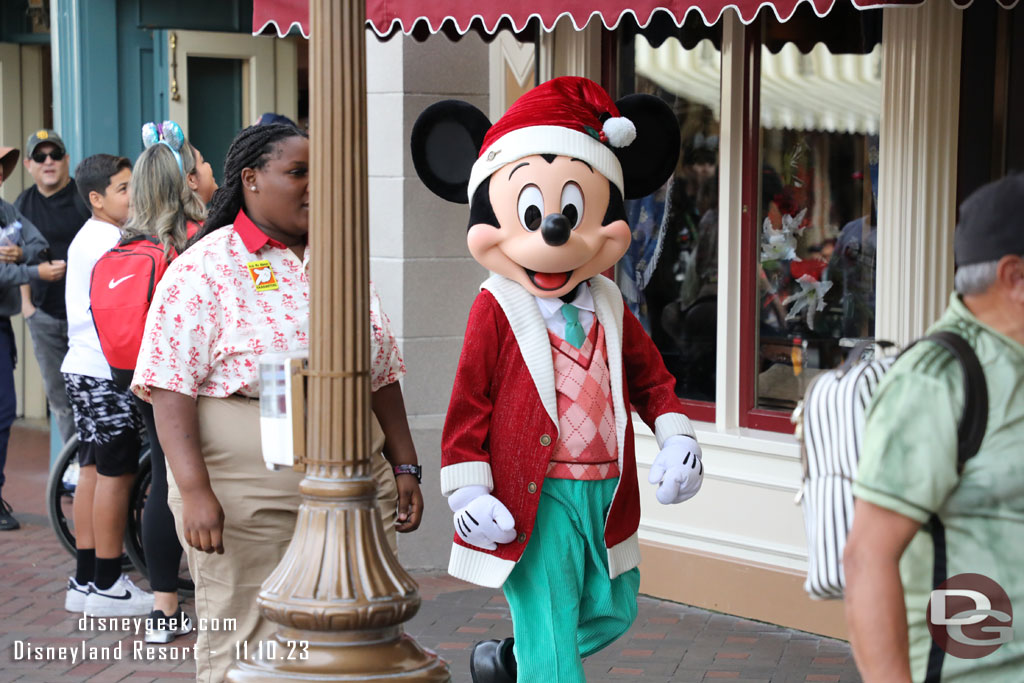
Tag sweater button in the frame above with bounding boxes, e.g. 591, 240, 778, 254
539, 434, 552, 446
527, 482, 537, 494
517, 533, 527, 544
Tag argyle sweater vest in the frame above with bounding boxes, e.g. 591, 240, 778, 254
546, 321, 620, 480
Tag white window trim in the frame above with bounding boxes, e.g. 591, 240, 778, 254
716, 11, 749, 433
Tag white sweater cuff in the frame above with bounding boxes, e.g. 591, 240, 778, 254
440, 461, 494, 496
653, 413, 696, 448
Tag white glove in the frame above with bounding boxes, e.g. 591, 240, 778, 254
648, 435, 704, 505
448, 485, 517, 550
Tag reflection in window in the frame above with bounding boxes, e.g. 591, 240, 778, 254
617, 33, 722, 402
756, 37, 881, 411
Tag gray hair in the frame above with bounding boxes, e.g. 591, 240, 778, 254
954, 260, 1000, 296
121, 141, 207, 261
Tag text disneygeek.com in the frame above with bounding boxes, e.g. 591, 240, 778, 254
8, 615, 312, 664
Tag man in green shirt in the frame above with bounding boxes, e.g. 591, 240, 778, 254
844, 173, 1024, 682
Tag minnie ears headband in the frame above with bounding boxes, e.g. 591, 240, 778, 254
142, 121, 185, 173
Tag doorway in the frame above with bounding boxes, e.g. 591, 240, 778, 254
167, 30, 297, 182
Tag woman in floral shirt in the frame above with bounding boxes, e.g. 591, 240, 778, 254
132, 124, 423, 683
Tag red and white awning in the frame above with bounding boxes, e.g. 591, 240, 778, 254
254, 0, 310, 38
253, 0, 1019, 39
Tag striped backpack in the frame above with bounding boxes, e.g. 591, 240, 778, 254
793, 331, 987, 600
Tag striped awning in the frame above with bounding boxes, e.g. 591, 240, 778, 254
253, 0, 1019, 39
635, 37, 883, 134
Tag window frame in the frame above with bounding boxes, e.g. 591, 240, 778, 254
605, 12, 880, 435
602, 25, 721, 425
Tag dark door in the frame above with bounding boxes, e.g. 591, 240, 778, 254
187, 56, 243, 185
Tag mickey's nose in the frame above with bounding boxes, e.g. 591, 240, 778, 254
540, 213, 571, 246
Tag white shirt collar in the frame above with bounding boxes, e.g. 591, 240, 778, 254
535, 282, 595, 323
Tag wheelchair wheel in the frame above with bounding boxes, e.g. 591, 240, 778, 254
46, 436, 133, 570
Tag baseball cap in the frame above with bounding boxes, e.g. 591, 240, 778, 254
256, 112, 299, 129
954, 173, 1024, 268
26, 129, 66, 158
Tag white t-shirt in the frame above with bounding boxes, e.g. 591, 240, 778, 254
61, 217, 121, 379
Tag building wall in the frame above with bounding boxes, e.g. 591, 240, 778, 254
367, 31, 490, 570
0, 42, 48, 420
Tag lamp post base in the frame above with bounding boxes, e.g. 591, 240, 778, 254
224, 478, 451, 682
225, 629, 450, 682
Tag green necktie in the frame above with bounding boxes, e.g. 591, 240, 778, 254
561, 304, 585, 349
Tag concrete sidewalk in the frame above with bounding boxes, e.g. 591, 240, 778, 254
1, 422, 861, 682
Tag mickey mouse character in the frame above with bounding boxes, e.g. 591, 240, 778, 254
412, 77, 704, 683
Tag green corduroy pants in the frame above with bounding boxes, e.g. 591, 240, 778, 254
503, 477, 640, 683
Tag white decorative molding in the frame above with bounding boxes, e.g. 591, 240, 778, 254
551, 17, 601, 80
716, 11, 747, 432
875, 3, 963, 345
500, 32, 536, 86
639, 519, 809, 571
636, 421, 803, 493
704, 470, 800, 494
489, 32, 535, 120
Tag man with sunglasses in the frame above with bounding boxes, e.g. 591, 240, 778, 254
15, 129, 88, 445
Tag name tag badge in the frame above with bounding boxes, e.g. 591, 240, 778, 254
247, 260, 279, 291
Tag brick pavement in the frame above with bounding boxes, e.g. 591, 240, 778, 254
1, 423, 861, 682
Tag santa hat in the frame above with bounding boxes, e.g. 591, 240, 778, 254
467, 76, 636, 202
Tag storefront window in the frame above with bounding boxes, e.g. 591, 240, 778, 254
754, 9, 882, 412
611, 2, 882, 427
616, 17, 722, 405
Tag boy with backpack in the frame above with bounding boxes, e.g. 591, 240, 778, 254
844, 174, 1024, 682
61, 154, 153, 617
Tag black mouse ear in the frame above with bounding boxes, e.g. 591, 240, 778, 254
411, 100, 491, 204
613, 94, 681, 200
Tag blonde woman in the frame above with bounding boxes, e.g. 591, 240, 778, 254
119, 122, 216, 643
122, 123, 216, 254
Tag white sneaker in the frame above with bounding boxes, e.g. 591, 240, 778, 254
144, 608, 194, 644
64, 577, 91, 612
84, 575, 154, 617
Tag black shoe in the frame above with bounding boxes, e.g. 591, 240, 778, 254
470, 638, 517, 683
0, 499, 19, 531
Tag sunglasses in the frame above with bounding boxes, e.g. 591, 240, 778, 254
31, 149, 65, 163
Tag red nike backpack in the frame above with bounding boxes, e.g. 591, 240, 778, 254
89, 235, 170, 389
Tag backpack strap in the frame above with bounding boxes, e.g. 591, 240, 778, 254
903, 331, 988, 683
118, 234, 161, 248
902, 331, 988, 472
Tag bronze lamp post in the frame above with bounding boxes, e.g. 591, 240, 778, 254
226, 0, 450, 680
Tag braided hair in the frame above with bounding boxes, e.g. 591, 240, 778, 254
191, 123, 307, 245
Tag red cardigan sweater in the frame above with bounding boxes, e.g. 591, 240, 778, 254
441, 275, 693, 588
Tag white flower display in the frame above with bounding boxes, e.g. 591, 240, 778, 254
761, 208, 807, 263
783, 274, 833, 329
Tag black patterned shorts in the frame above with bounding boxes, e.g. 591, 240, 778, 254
63, 373, 142, 476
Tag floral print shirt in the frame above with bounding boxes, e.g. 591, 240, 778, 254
132, 209, 404, 400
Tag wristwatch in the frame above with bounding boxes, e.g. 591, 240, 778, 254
393, 464, 422, 483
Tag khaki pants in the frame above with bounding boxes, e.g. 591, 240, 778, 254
167, 396, 398, 683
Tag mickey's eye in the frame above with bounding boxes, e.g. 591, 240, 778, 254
517, 185, 543, 232
560, 182, 583, 229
